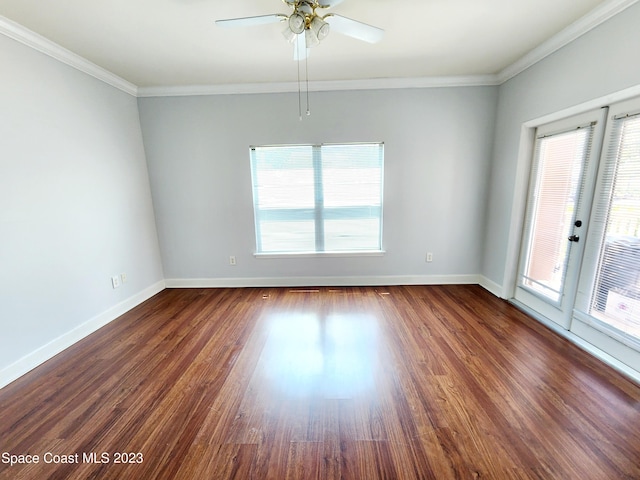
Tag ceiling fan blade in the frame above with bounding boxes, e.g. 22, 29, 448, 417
293, 33, 310, 61
215, 14, 286, 28
325, 14, 384, 43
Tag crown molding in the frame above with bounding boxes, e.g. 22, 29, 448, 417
0, 15, 138, 96
497, 0, 639, 83
137, 75, 500, 98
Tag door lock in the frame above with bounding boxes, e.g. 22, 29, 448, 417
568, 235, 580, 242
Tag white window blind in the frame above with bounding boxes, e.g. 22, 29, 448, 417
250, 143, 384, 254
519, 125, 594, 303
586, 112, 640, 338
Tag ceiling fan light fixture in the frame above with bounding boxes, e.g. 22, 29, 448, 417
289, 12, 305, 34
305, 27, 320, 48
282, 25, 297, 43
310, 16, 330, 41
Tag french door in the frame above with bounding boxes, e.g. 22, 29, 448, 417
515, 109, 607, 329
515, 96, 640, 374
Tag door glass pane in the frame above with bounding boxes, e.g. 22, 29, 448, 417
590, 115, 640, 339
520, 128, 592, 303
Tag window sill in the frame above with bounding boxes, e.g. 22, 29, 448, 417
254, 250, 385, 259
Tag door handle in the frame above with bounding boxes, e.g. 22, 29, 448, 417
568, 235, 580, 242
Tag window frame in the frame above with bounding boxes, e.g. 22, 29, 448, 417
249, 142, 385, 258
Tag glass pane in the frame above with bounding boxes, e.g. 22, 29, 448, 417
324, 219, 380, 251
321, 144, 383, 208
253, 146, 314, 209
259, 220, 315, 253
521, 129, 590, 303
590, 115, 640, 338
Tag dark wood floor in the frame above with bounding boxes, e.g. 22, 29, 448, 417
1, 285, 639, 479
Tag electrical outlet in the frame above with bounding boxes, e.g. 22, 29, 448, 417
229, 256, 236, 266
111, 275, 120, 289
121, 273, 128, 284
426, 252, 433, 263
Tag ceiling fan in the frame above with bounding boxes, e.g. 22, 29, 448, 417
215, 0, 384, 61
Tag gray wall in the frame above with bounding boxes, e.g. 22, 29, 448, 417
0, 35, 164, 377
482, 1, 640, 289
138, 87, 498, 284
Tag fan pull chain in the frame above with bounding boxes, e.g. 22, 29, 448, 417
296, 36, 302, 121
305, 53, 310, 116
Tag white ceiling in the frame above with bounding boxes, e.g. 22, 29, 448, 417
0, 0, 621, 89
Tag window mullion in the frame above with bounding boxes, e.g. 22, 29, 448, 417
313, 145, 325, 251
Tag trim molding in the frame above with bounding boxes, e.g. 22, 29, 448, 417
479, 276, 503, 298
0, 280, 165, 390
497, 0, 639, 83
137, 75, 499, 98
164, 274, 481, 289
0, 15, 138, 96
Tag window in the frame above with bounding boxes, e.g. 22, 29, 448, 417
250, 143, 384, 255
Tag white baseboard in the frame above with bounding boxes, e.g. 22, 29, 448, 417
164, 274, 482, 288
479, 276, 504, 298
0, 280, 166, 390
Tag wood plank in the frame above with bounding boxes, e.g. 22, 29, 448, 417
1, 285, 639, 479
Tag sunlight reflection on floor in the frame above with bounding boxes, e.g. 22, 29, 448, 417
262, 312, 380, 399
